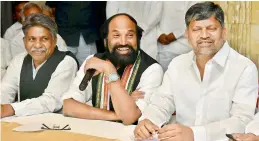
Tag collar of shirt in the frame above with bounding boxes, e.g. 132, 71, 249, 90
32, 59, 47, 80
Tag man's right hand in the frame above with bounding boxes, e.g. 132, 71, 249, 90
158, 34, 170, 45
134, 119, 159, 140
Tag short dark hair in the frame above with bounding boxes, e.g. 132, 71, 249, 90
22, 13, 58, 39
100, 13, 143, 42
185, 1, 225, 28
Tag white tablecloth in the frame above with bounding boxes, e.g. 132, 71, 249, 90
1, 113, 136, 141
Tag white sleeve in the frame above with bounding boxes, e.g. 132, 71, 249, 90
62, 55, 94, 103
139, 2, 163, 35
139, 62, 177, 126
246, 111, 259, 136
135, 63, 164, 113
3, 28, 13, 42
10, 33, 26, 59
11, 56, 78, 116
106, 1, 120, 19
56, 34, 68, 51
1, 54, 24, 104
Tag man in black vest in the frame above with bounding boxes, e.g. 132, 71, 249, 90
62, 13, 164, 125
1, 13, 78, 118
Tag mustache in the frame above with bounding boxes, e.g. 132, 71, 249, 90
197, 39, 214, 44
30, 47, 47, 52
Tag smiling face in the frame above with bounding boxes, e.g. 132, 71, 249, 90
105, 15, 138, 66
185, 16, 226, 57
23, 26, 57, 66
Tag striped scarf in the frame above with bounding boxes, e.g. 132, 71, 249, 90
94, 53, 141, 110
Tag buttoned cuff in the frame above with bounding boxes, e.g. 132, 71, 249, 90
190, 126, 207, 141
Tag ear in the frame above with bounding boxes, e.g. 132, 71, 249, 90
185, 29, 189, 39
222, 27, 227, 40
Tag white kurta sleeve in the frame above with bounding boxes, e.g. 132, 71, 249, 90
246, 111, 259, 136
138, 2, 162, 35
10, 56, 78, 116
139, 63, 177, 126
62, 55, 94, 104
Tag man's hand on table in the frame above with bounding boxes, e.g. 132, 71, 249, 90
230, 133, 259, 141
134, 119, 194, 141
1, 104, 15, 118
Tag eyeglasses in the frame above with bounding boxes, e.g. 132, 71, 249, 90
41, 123, 71, 130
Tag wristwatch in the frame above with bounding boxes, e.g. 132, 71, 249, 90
105, 73, 119, 84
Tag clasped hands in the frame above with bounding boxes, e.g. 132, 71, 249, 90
134, 119, 194, 141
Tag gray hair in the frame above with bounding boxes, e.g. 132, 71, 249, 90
20, 2, 41, 23
41, 5, 53, 17
185, 1, 225, 28
22, 13, 58, 39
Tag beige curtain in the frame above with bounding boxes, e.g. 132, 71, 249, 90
215, 1, 259, 73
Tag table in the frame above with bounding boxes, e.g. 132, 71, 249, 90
1, 113, 136, 141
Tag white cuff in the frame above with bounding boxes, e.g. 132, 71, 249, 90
11, 102, 28, 116
245, 121, 259, 136
190, 126, 207, 141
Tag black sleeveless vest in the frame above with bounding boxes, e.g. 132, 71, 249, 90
19, 47, 79, 101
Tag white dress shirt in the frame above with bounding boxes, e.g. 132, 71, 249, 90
3, 22, 22, 42
1, 38, 12, 79
10, 31, 67, 59
106, 1, 163, 60
157, 1, 196, 71
1, 51, 78, 117
62, 54, 164, 113
141, 42, 258, 141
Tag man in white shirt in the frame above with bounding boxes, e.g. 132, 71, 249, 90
1, 14, 78, 118
134, 2, 258, 141
106, 1, 163, 60
157, 1, 196, 71
3, 1, 26, 42
10, 2, 67, 59
62, 13, 163, 125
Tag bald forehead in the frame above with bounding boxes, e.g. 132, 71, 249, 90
108, 15, 136, 31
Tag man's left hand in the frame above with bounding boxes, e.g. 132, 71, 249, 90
84, 57, 116, 76
231, 133, 259, 141
1, 104, 15, 118
158, 123, 194, 141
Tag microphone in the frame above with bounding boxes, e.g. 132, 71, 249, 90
79, 69, 96, 91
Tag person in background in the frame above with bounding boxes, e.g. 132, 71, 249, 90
3, 1, 27, 42
157, 1, 197, 71
46, 1, 107, 65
